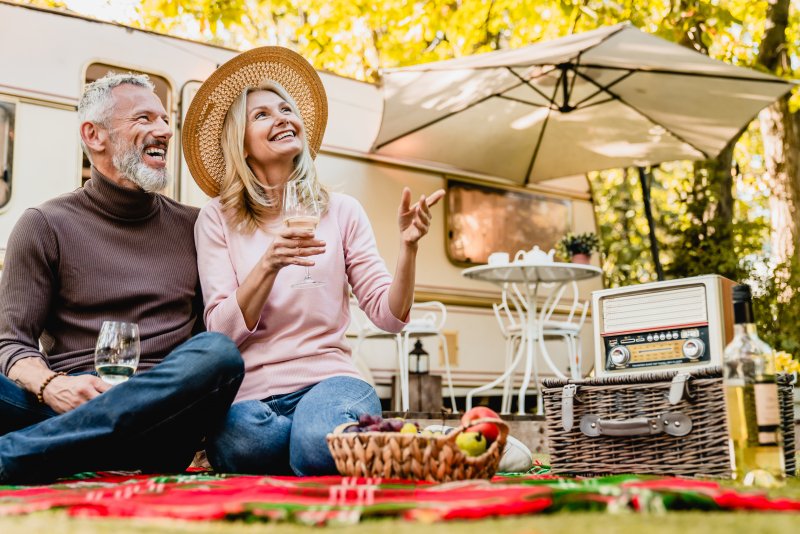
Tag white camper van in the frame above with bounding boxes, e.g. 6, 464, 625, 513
0, 1, 602, 409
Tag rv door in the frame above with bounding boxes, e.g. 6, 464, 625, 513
179, 81, 209, 208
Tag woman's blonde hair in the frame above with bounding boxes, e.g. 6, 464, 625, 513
219, 81, 328, 232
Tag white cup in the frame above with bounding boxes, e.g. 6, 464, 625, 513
488, 252, 510, 266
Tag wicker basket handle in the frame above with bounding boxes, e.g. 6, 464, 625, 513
580, 412, 692, 437
331, 417, 510, 442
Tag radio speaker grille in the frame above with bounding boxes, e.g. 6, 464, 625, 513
602, 285, 707, 334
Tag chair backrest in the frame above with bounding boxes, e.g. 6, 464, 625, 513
492, 284, 525, 337
405, 301, 447, 332
539, 281, 588, 327
348, 296, 390, 337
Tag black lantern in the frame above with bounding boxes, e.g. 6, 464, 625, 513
408, 339, 429, 374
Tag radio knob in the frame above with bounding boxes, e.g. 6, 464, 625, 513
609, 346, 631, 367
682, 338, 705, 360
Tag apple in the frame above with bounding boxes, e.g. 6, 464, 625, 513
460, 406, 500, 443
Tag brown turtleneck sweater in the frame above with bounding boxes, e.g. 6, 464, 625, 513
0, 168, 203, 376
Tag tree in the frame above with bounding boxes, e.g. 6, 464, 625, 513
757, 0, 800, 263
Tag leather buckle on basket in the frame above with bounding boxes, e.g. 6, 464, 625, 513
561, 384, 581, 431
668, 373, 694, 405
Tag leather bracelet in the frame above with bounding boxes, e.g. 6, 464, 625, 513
37, 371, 65, 404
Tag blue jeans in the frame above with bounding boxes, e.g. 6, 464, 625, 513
0, 332, 243, 484
207, 376, 380, 476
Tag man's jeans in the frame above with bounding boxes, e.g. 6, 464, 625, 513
207, 376, 381, 476
0, 332, 243, 484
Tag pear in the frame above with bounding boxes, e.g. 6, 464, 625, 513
455, 431, 487, 457
400, 422, 419, 434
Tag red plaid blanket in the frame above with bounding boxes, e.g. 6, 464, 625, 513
1, 471, 798, 524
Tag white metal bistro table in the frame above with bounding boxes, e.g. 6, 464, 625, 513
462, 261, 602, 414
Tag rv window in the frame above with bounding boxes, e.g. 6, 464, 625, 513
0, 101, 13, 209
446, 181, 571, 265
81, 64, 172, 185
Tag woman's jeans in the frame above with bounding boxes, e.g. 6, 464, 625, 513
207, 376, 381, 476
0, 332, 243, 484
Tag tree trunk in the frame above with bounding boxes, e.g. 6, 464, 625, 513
759, 95, 800, 262
756, 0, 799, 263
702, 139, 736, 265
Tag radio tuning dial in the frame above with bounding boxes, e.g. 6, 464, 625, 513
609, 346, 631, 367
682, 338, 705, 360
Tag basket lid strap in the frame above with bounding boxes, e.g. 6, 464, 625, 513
561, 384, 579, 431
669, 373, 694, 405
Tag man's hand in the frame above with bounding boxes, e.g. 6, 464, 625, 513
41, 374, 111, 414
397, 188, 445, 247
8, 356, 111, 414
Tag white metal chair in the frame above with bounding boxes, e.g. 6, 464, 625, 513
349, 299, 458, 413
397, 302, 458, 413
513, 280, 590, 380
465, 284, 526, 414
502, 281, 589, 414
348, 299, 397, 388
539, 281, 590, 381
346, 302, 384, 388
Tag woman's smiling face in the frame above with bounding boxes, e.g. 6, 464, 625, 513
243, 90, 304, 173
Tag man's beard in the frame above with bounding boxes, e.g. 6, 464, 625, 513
111, 136, 170, 193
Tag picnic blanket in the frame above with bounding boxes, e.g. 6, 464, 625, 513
1, 468, 799, 524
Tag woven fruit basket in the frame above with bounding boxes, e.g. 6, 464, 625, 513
326, 417, 508, 482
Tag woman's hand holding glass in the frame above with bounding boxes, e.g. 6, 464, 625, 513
260, 226, 326, 274
281, 180, 326, 288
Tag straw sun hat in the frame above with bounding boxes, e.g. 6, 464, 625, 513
182, 46, 328, 198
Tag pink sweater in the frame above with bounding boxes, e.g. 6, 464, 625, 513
195, 193, 406, 401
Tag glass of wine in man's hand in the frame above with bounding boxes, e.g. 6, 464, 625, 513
94, 321, 140, 385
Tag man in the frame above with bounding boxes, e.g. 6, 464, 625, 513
0, 73, 243, 484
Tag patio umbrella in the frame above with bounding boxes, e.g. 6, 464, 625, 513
372, 23, 793, 185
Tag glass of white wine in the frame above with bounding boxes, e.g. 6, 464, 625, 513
94, 321, 140, 385
282, 180, 324, 289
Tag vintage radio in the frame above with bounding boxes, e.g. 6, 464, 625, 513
592, 275, 736, 377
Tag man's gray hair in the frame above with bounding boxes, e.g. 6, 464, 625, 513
78, 72, 154, 161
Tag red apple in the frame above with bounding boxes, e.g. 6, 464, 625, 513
460, 406, 500, 443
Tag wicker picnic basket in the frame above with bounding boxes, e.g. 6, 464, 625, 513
541, 367, 796, 478
326, 417, 508, 482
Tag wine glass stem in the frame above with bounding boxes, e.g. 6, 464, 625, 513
304, 267, 312, 280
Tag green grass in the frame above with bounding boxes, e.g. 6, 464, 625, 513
0, 511, 797, 534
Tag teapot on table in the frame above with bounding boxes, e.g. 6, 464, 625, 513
513, 245, 555, 264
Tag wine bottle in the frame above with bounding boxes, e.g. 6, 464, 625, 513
722, 284, 785, 483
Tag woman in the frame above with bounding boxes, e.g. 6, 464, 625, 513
184, 47, 443, 475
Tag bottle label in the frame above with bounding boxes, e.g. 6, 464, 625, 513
753, 382, 780, 446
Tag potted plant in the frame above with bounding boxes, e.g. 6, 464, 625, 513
557, 232, 600, 264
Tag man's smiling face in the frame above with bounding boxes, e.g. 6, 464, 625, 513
106, 84, 172, 192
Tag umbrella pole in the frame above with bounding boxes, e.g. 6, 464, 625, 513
638, 166, 665, 281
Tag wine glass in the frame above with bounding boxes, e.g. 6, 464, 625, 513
94, 321, 140, 385
282, 180, 324, 289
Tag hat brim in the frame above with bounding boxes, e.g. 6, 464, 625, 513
182, 47, 328, 198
